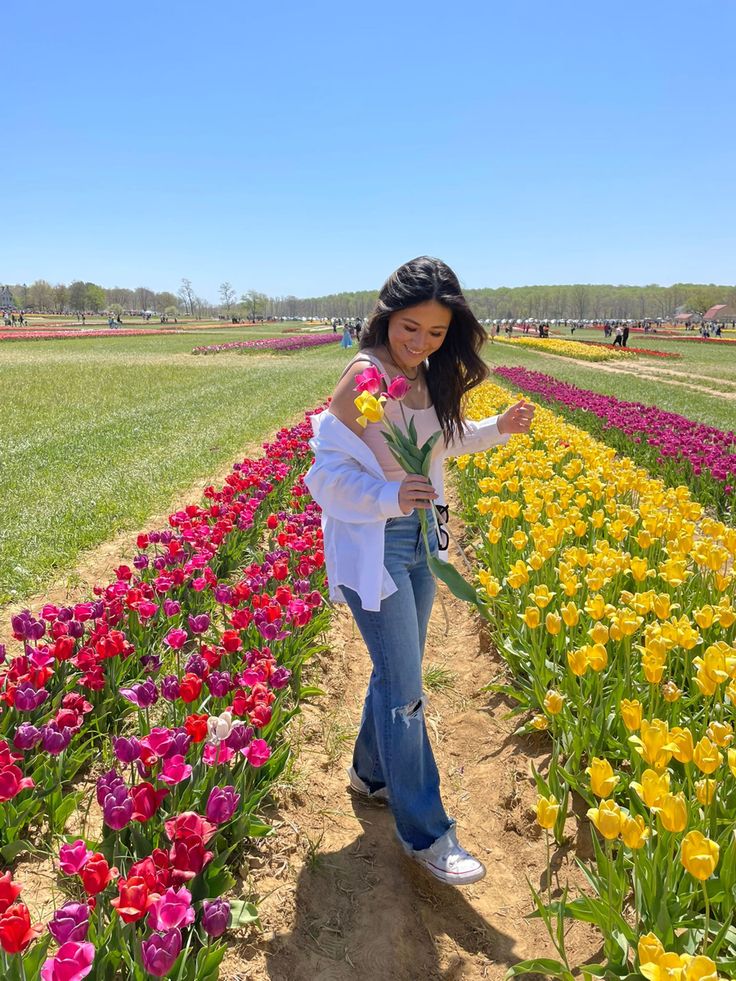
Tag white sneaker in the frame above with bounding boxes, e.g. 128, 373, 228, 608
346, 766, 390, 804
406, 826, 486, 886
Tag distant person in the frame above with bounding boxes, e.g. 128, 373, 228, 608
622, 325, 630, 347
340, 324, 353, 348
612, 325, 623, 346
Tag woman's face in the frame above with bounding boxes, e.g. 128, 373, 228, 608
386, 300, 452, 369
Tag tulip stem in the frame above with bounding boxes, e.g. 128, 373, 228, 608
545, 830, 552, 905
702, 882, 711, 955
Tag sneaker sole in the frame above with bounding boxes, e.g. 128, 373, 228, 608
412, 857, 487, 886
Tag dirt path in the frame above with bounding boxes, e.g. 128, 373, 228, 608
222, 527, 596, 981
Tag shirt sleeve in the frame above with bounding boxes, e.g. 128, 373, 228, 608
442, 415, 511, 459
304, 448, 405, 523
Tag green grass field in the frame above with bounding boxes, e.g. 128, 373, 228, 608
0, 333, 349, 602
2, 325, 736, 605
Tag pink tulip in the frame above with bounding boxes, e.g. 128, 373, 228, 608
385, 375, 411, 401
140, 727, 174, 758
353, 365, 385, 395
58, 840, 93, 875
244, 738, 271, 768
158, 755, 192, 786
147, 886, 195, 931
164, 811, 217, 844
164, 628, 188, 650
202, 742, 235, 767
40, 941, 95, 981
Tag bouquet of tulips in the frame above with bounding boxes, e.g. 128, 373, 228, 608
353, 366, 484, 609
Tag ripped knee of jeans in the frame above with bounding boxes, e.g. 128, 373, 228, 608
391, 694, 427, 727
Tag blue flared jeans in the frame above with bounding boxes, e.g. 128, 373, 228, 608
340, 511, 452, 851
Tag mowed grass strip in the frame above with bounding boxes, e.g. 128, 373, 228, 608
0, 336, 351, 602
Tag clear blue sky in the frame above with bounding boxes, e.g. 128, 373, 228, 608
3, 0, 735, 299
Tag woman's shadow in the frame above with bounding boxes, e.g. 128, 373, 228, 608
259, 795, 539, 981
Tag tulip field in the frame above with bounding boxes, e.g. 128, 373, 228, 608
455, 381, 736, 979
0, 412, 331, 978
3, 325, 736, 978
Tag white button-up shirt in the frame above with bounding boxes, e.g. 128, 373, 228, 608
305, 408, 510, 611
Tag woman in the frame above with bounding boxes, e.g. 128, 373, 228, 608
305, 257, 534, 886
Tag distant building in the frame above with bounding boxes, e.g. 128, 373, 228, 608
0, 286, 15, 310
703, 303, 736, 322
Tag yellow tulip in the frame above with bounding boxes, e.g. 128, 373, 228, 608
545, 612, 562, 636
641, 952, 689, 981
629, 719, 677, 772
693, 737, 721, 775
588, 621, 610, 644
652, 593, 675, 619
528, 551, 545, 571
669, 727, 694, 764
620, 698, 643, 732
658, 792, 688, 833
583, 643, 607, 672
621, 813, 650, 849
543, 689, 564, 715
661, 681, 682, 703
479, 572, 502, 597
560, 601, 580, 627
630, 556, 651, 582
716, 603, 736, 628
535, 794, 559, 829
567, 647, 588, 677
637, 932, 665, 966
643, 653, 666, 685
682, 954, 720, 981
506, 560, 530, 588
609, 608, 643, 639
728, 747, 736, 778
587, 799, 623, 840
486, 527, 502, 545
693, 605, 715, 629
354, 391, 386, 426
681, 830, 720, 880
530, 714, 548, 730
630, 768, 670, 809
510, 530, 528, 551
694, 668, 719, 698
585, 593, 611, 621
520, 606, 541, 629
706, 720, 733, 747
695, 779, 717, 806
586, 757, 619, 798
530, 584, 555, 608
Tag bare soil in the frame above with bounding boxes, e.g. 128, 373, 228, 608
221, 527, 598, 981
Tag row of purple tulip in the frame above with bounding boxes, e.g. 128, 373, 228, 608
191, 334, 340, 355
493, 365, 736, 513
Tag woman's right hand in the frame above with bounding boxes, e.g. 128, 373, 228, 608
398, 474, 438, 514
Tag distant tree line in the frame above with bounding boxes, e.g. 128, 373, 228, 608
1, 280, 184, 317
264, 282, 736, 321
4, 278, 734, 321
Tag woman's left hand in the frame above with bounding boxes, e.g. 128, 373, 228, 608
498, 399, 535, 435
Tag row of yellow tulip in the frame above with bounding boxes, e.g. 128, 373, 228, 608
491, 335, 635, 361
456, 383, 736, 980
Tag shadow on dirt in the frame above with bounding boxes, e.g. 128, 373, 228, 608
256, 796, 544, 981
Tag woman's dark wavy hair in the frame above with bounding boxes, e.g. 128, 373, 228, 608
360, 256, 488, 444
